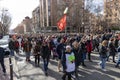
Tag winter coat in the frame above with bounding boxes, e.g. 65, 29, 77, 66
23, 41, 32, 52
9, 40, 15, 50
41, 45, 51, 59
56, 43, 65, 58
86, 40, 92, 53
0, 47, 5, 61
72, 47, 81, 67
62, 51, 75, 72
33, 43, 41, 55
14, 40, 19, 49
99, 45, 107, 58
108, 42, 116, 56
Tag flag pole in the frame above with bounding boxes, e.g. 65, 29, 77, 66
64, 7, 68, 35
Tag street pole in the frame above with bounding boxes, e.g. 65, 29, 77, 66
64, 0, 68, 35
9, 55, 13, 80
64, 7, 68, 35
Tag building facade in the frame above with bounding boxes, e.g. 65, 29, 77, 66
38, 0, 86, 33
14, 17, 34, 34
104, 0, 120, 29
32, 6, 40, 33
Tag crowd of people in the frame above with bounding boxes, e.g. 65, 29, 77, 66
0, 32, 120, 80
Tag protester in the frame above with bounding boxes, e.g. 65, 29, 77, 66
86, 37, 93, 62
8, 38, 15, 56
23, 38, 32, 62
72, 41, 81, 78
80, 38, 87, 67
108, 38, 117, 63
62, 45, 75, 80
41, 40, 51, 76
99, 40, 108, 71
115, 40, 120, 68
0, 46, 6, 75
33, 40, 41, 66
56, 38, 65, 72
14, 39, 20, 54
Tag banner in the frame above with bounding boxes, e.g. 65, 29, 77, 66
57, 14, 66, 31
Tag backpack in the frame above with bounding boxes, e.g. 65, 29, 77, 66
15, 41, 19, 48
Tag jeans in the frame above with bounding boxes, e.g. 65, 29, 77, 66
88, 52, 91, 61
116, 60, 120, 66
62, 72, 74, 80
0, 59, 6, 73
35, 54, 40, 65
43, 58, 49, 72
82, 53, 86, 60
100, 56, 107, 69
10, 50, 14, 56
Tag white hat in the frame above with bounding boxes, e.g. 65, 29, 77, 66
66, 45, 72, 49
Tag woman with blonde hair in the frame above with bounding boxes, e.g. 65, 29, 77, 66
99, 40, 108, 71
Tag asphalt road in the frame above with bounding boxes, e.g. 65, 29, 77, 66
16, 51, 120, 80
1, 51, 120, 80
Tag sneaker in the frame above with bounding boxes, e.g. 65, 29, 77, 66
113, 61, 116, 63
45, 72, 48, 76
3, 73, 6, 76
71, 74, 76, 79
62, 76, 66, 80
89, 60, 93, 62
82, 64, 87, 67
115, 65, 119, 68
102, 69, 107, 71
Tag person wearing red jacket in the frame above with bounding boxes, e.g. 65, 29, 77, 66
86, 39, 92, 62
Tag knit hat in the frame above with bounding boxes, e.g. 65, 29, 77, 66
66, 45, 72, 50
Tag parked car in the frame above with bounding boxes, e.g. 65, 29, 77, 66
0, 35, 10, 57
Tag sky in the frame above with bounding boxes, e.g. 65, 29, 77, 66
0, 0, 39, 30
0, 0, 103, 30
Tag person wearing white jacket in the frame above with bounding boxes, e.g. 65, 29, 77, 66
62, 45, 75, 80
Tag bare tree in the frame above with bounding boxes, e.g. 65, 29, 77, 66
0, 9, 12, 35
85, 0, 94, 11
94, 5, 103, 32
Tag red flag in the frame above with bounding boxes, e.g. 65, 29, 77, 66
57, 14, 66, 31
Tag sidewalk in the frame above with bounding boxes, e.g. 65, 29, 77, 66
0, 56, 19, 80
0, 58, 9, 80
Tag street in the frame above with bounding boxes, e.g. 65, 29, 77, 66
7, 51, 120, 80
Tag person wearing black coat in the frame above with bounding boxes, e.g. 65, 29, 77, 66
0, 46, 6, 74
108, 39, 117, 63
56, 38, 65, 72
80, 40, 87, 67
33, 40, 41, 66
72, 41, 81, 78
41, 41, 51, 76
9, 38, 15, 56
